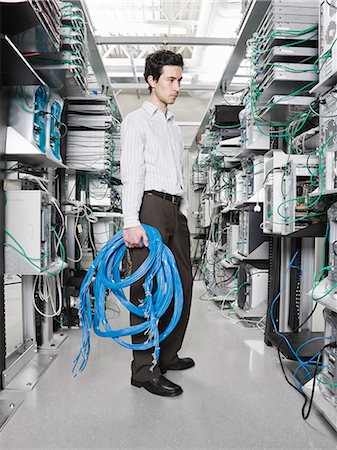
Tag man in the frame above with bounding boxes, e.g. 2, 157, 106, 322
120, 50, 193, 397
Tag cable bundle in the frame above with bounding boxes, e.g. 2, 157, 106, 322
65, 96, 118, 171
73, 224, 183, 375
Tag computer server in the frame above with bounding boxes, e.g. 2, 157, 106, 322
238, 210, 269, 259
216, 171, 230, 206
227, 223, 240, 262
239, 103, 270, 152
233, 169, 246, 206
281, 157, 320, 235
249, 0, 318, 106
253, 0, 318, 57
263, 150, 320, 235
241, 154, 264, 199
47, 92, 64, 161
9, 85, 49, 154
5, 191, 53, 275
319, 87, 337, 193
256, 64, 317, 103
328, 202, 337, 284
232, 263, 269, 318
319, 0, 337, 87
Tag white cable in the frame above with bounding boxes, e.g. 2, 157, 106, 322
67, 208, 83, 263
66, 203, 98, 262
32, 273, 62, 318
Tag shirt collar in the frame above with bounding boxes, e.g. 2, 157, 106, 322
142, 101, 174, 121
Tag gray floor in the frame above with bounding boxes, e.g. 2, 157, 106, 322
0, 281, 336, 450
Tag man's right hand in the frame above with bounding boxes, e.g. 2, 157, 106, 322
123, 225, 149, 248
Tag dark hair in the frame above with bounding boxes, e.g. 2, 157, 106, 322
144, 50, 184, 92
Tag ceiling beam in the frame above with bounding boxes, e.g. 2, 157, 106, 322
96, 36, 236, 46
103, 68, 250, 78
110, 83, 216, 91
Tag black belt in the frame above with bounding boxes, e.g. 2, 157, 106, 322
144, 190, 182, 206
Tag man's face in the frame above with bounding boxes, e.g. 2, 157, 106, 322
149, 65, 183, 105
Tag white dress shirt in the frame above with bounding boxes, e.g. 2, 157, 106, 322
120, 101, 188, 229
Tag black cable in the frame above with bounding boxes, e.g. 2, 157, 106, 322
222, 268, 238, 284
278, 340, 337, 421
262, 165, 287, 187
276, 302, 319, 402
302, 341, 337, 420
302, 351, 321, 420
193, 224, 211, 281
277, 346, 307, 399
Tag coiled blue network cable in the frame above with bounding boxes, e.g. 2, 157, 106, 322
73, 224, 183, 376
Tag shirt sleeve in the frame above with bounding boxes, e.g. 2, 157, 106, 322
178, 131, 189, 218
120, 114, 146, 229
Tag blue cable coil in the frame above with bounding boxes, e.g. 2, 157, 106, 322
73, 224, 184, 376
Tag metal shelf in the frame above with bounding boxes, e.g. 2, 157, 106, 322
0, 1, 60, 53
5, 127, 67, 169
265, 331, 325, 360
0, 34, 46, 87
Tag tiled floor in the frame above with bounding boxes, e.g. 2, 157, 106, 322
0, 281, 336, 449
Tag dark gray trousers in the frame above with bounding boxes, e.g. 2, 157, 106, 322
129, 193, 193, 382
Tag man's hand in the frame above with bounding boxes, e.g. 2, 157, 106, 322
123, 225, 149, 248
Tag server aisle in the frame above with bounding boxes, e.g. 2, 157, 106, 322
1, 0, 337, 441
0, 281, 335, 449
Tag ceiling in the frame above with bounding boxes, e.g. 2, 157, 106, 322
85, 0, 247, 146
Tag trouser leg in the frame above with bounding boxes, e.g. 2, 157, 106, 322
129, 246, 162, 381
158, 210, 193, 369
129, 195, 192, 382
130, 194, 171, 382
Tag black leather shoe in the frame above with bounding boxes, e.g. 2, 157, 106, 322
131, 375, 183, 397
162, 357, 195, 374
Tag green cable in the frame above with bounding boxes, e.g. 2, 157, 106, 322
31, 56, 83, 68
269, 63, 316, 73
251, 24, 318, 44
62, 14, 85, 23
314, 37, 337, 73
211, 121, 240, 129
5, 228, 65, 275
250, 78, 316, 132
280, 32, 318, 48
316, 374, 337, 387
312, 275, 337, 301
236, 281, 250, 293
15, 88, 38, 114
5, 229, 49, 261
275, 148, 323, 221
61, 3, 85, 17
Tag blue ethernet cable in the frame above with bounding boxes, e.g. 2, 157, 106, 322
293, 353, 325, 392
292, 336, 332, 391
270, 251, 328, 386
295, 336, 332, 359
298, 365, 328, 390
73, 224, 183, 376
